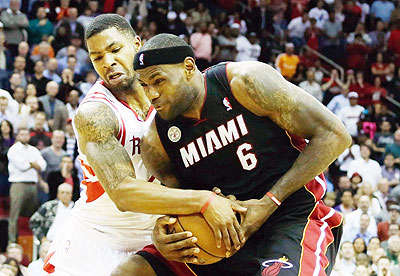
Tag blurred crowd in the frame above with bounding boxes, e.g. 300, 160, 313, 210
0, 0, 399, 275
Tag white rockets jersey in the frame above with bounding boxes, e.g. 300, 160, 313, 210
71, 81, 159, 251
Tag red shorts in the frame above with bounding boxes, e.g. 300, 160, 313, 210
137, 244, 196, 276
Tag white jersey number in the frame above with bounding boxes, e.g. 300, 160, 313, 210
236, 143, 258, 171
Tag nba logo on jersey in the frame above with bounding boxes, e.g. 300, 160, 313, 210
223, 97, 232, 111
139, 53, 144, 65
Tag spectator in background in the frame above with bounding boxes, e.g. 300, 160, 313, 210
46, 155, 79, 201
385, 130, 400, 162
287, 13, 310, 50
321, 10, 343, 63
5, 243, 28, 275
63, 119, 77, 158
30, 60, 50, 97
76, 5, 95, 31
345, 195, 379, 236
0, 97, 18, 129
43, 58, 62, 84
38, 81, 68, 131
78, 70, 97, 97
17, 41, 34, 74
327, 88, 350, 115
18, 95, 44, 131
27, 6, 54, 46
7, 73, 22, 97
334, 190, 355, 215
305, 18, 321, 51
371, 77, 387, 105
338, 140, 361, 174
40, 130, 65, 182
348, 144, 383, 189
374, 178, 390, 211
0, 0, 29, 56
299, 68, 323, 102
29, 111, 51, 151
332, 241, 356, 275
338, 91, 365, 137
13, 56, 28, 89
275, 43, 300, 81
372, 52, 390, 82
66, 7, 84, 39
66, 55, 83, 83
369, 20, 389, 50
346, 33, 370, 71
0, 120, 15, 197
387, 235, 400, 264
56, 34, 89, 68
377, 204, 400, 241
322, 68, 347, 105
382, 153, 400, 187
343, 0, 362, 34
7, 128, 46, 243
343, 213, 377, 245
349, 71, 372, 107
373, 120, 394, 157
247, 0, 274, 34
59, 68, 78, 103
347, 22, 372, 45
56, 45, 81, 75
235, 31, 260, 62
309, 0, 329, 29
27, 240, 51, 276
190, 22, 212, 71
31, 41, 54, 64
55, 0, 71, 22
29, 183, 73, 243
51, 20, 72, 54
371, 0, 395, 24
65, 89, 79, 119
216, 26, 237, 63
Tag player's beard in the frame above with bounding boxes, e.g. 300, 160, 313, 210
108, 73, 135, 94
160, 83, 198, 121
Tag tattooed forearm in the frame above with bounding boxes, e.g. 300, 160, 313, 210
74, 102, 136, 191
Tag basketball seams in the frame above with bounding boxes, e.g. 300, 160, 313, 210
176, 216, 226, 259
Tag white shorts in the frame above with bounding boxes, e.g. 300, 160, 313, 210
44, 217, 147, 276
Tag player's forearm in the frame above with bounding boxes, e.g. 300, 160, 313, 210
108, 176, 210, 215
265, 125, 351, 204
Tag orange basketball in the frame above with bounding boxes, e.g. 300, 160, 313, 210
168, 214, 227, 265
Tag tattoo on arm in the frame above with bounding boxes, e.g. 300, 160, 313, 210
74, 102, 136, 191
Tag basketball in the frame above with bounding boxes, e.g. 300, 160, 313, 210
168, 214, 228, 265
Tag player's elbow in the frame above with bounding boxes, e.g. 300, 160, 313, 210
108, 189, 129, 212
333, 124, 352, 152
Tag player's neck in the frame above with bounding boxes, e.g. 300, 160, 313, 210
182, 71, 206, 120
115, 81, 151, 120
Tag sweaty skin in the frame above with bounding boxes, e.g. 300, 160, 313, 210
138, 60, 352, 260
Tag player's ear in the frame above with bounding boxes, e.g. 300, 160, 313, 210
183, 57, 196, 80
133, 35, 142, 53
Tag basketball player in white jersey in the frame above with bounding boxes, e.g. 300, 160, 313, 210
44, 14, 246, 276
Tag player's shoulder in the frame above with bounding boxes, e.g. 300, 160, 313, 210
226, 61, 285, 90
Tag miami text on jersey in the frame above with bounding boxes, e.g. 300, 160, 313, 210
179, 114, 249, 168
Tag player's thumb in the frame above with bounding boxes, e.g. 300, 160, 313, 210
157, 215, 177, 226
231, 202, 247, 213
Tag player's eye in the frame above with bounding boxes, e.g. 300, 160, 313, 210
140, 82, 147, 87
154, 79, 164, 85
112, 48, 121, 53
93, 56, 102, 61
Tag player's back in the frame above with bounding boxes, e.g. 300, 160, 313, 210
72, 81, 158, 251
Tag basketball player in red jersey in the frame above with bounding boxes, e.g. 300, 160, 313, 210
43, 15, 245, 276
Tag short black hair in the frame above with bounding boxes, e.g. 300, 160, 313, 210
140, 33, 188, 52
85, 14, 136, 41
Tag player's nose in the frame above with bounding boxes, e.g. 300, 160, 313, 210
147, 86, 160, 101
102, 53, 117, 68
